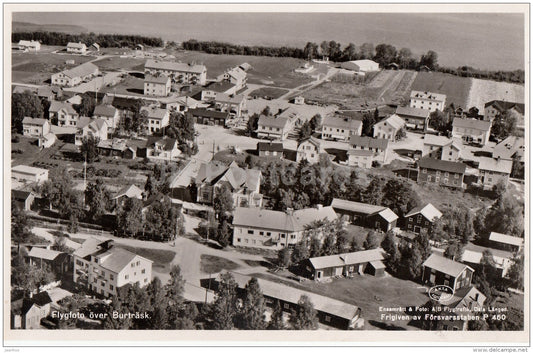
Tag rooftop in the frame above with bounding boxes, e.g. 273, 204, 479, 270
423, 253, 474, 278
93, 104, 118, 117
418, 157, 466, 174
145, 59, 206, 74
49, 101, 78, 115
349, 136, 389, 150
113, 184, 143, 200
452, 118, 491, 132
492, 136, 524, 161
257, 141, 284, 152
67, 42, 86, 49
376, 114, 405, 130
404, 203, 442, 221
347, 149, 374, 157
258, 115, 290, 129
215, 93, 245, 105
477, 157, 513, 174
322, 116, 362, 130
22, 117, 48, 126
144, 74, 170, 84
309, 249, 384, 270
140, 106, 169, 120
395, 106, 430, 119
27, 247, 63, 261
12, 164, 48, 176
60, 62, 99, 79
484, 100, 524, 115
410, 90, 447, 102
489, 232, 524, 247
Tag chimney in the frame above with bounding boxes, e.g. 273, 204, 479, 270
316, 204, 323, 210
102, 239, 114, 250
286, 208, 294, 216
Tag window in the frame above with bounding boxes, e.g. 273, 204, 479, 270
284, 303, 290, 310
445, 172, 449, 178
248, 230, 254, 235
259, 231, 264, 236
110, 274, 114, 280
436, 171, 441, 176
454, 173, 459, 179
142, 269, 145, 274
125, 275, 129, 280
325, 315, 331, 322
267, 232, 271, 236
237, 238, 241, 242
131, 263, 135, 268
417, 216, 422, 224
93, 278, 98, 283
110, 285, 114, 290
101, 281, 105, 286
281, 234, 286, 238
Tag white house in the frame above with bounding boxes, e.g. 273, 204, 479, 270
12, 165, 49, 184
373, 114, 405, 141
144, 74, 171, 97
347, 149, 374, 168
93, 104, 121, 133
49, 101, 80, 127
410, 90, 447, 112
217, 66, 247, 91
66, 42, 87, 54
75, 117, 108, 146
422, 134, 462, 162
22, 117, 51, 138
452, 118, 491, 146
349, 136, 389, 164
140, 106, 170, 135
296, 137, 324, 164
321, 116, 362, 141
51, 62, 99, 87
18, 40, 41, 51
341, 60, 380, 73
145, 136, 181, 162
144, 59, 207, 85
477, 157, 513, 190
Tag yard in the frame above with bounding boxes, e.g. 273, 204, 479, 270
12, 52, 94, 84
248, 87, 289, 99
92, 56, 146, 72
253, 271, 429, 330
200, 254, 240, 274
115, 245, 176, 272
100, 74, 145, 96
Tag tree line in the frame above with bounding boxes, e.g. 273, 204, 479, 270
12, 31, 164, 48
182, 39, 524, 84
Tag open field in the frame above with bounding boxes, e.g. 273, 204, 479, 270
253, 272, 429, 330
248, 87, 289, 99
12, 52, 94, 84
200, 254, 240, 274
100, 74, 145, 96
410, 71, 472, 109
93, 56, 146, 72
467, 78, 525, 111
115, 245, 176, 272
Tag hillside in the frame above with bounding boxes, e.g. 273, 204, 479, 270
13, 21, 87, 34
409, 71, 472, 109
466, 78, 525, 112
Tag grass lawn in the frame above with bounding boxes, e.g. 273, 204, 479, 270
303, 81, 378, 111
200, 254, 240, 274
100, 74, 145, 96
410, 71, 472, 109
115, 245, 176, 272
249, 87, 289, 99
93, 56, 146, 72
253, 272, 428, 330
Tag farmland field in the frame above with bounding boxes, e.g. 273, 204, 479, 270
93, 56, 146, 72
409, 71, 472, 109
248, 86, 289, 99
467, 78, 525, 111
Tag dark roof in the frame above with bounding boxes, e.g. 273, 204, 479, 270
257, 141, 284, 152
32, 291, 53, 307
418, 157, 466, 174
484, 100, 525, 115
12, 189, 33, 201
93, 104, 118, 117
204, 81, 235, 93
149, 136, 177, 151
395, 106, 430, 119
111, 96, 141, 110
349, 136, 389, 150
188, 108, 230, 120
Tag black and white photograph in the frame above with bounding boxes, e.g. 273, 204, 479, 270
4, 3, 529, 346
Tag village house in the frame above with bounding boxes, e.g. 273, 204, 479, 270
239, 62, 252, 71
461, 244, 514, 278
113, 184, 144, 207
49, 101, 80, 127
257, 141, 284, 159
492, 136, 524, 162
144, 59, 207, 85
257, 115, 294, 140
483, 100, 524, 122
433, 286, 486, 331
12, 165, 49, 184
340, 59, 380, 73
145, 136, 181, 162
293, 96, 305, 105
12, 189, 35, 211
140, 106, 170, 135
216, 66, 247, 91
160, 95, 199, 113
188, 108, 230, 127
296, 137, 324, 164
22, 117, 51, 138
195, 160, 263, 208
373, 114, 406, 141
349, 135, 389, 164
18, 40, 41, 51
27, 247, 71, 276
417, 158, 466, 189
477, 157, 513, 189
90, 43, 100, 51
212, 93, 246, 118
347, 149, 374, 168
395, 106, 430, 131
97, 139, 136, 159
422, 134, 462, 162
11, 292, 52, 329
72, 238, 153, 298
489, 232, 524, 253
66, 41, 87, 54
37, 85, 58, 101
232, 205, 337, 249
404, 203, 442, 235
51, 62, 99, 87
330, 198, 398, 233
409, 90, 446, 112
452, 118, 492, 146
214, 271, 364, 330
321, 116, 362, 141
304, 249, 386, 281
75, 117, 108, 146
422, 253, 474, 291
201, 82, 238, 100
93, 104, 120, 133
144, 74, 171, 97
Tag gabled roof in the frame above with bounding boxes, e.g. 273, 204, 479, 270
188, 108, 230, 120
27, 247, 63, 261
309, 249, 384, 270
292, 206, 337, 230
347, 149, 374, 157
489, 232, 524, 247
49, 101, 78, 115
76, 117, 107, 132
140, 106, 169, 120
376, 114, 405, 130
257, 141, 283, 152
446, 286, 486, 309
149, 136, 177, 151
493, 136, 525, 161
452, 118, 491, 132
195, 161, 261, 192
410, 90, 447, 102
258, 115, 290, 129
215, 93, 245, 105
484, 100, 524, 115
349, 136, 389, 150
377, 208, 399, 223
144, 74, 170, 84
405, 203, 442, 221
396, 106, 430, 119
12, 164, 48, 176
298, 136, 322, 149
113, 184, 143, 200
418, 157, 466, 174
477, 157, 512, 174
72, 237, 107, 259
330, 198, 398, 222
97, 247, 149, 273
223, 67, 247, 82
322, 116, 362, 130
31, 291, 53, 307
145, 59, 206, 74
93, 104, 118, 117
67, 42, 86, 49
22, 117, 48, 126
37, 86, 55, 98
423, 253, 474, 278
346, 59, 379, 68
423, 134, 454, 147
61, 62, 98, 79
12, 189, 34, 201
239, 63, 252, 71
97, 138, 128, 151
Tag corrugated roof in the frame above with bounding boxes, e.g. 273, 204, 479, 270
489, 232, 523, 247
309, 249, 384, 270
222, 271, 360, 321
349, 136, 389, 150
396, 106, 430, 119
423, 253, 474, 277
418, 157, 466, 174
323, 116, 362, 130
477, 157, 512, 174
405, 203, 442, 221
27, 247, 62, 261
145, 59, 206, 74
452, 118, 491, 131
